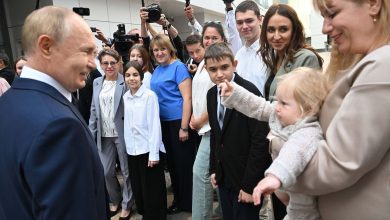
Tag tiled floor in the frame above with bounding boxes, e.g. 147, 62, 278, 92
111, 171, 193, 220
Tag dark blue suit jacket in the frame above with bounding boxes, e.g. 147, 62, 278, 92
0, 78, 109, 220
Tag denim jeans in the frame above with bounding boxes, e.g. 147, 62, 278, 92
192, 133, 214, 220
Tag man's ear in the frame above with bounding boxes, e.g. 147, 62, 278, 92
37, 35, 53, 58
368, 0, 382, 17
232, 59, 238, 68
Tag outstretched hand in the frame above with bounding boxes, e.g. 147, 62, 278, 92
218, 80, 234, 97
252, 175, 281, 205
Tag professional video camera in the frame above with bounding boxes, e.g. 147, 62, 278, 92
113, 24, 140, 63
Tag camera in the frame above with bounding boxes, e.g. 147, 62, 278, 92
144, 3, 162, 23
113, 24, 140, 63
73, 7, 90, 16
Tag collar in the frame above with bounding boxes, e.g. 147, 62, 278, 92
126, 84, 146, 98
20, 66, 72, 102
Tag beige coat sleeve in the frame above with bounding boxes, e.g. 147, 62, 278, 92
293, 50, 390, 195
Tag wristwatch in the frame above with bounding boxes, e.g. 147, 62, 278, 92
180, 127, 189, 132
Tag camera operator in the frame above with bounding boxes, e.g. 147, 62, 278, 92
140, 6, 185, 63
184, 5, 202, 35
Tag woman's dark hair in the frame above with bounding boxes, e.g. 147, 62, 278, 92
14, 56, 27, 71
259, 4, 323, 74
124, 60, 144, 81
97, 48, 120, 62
201, 21, 227, 47
129, 44, 154, 73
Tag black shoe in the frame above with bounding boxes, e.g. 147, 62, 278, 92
167, 204, 182, 215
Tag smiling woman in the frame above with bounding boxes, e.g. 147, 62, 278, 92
259, 3, 324, 101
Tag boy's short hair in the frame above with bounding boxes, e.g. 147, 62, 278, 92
124, 60, 144, 81
184, 34, 202, 46
235, 0, 261, 17
277, 67, 329, 116
204, 42, 234, 65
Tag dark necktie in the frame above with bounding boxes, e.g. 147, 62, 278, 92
218, 101, 225, 129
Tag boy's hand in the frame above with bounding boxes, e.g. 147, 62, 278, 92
211, 173, 218, 189
219, 80, 234, 97
252, 174, 281, 205
238, 189, 253, 203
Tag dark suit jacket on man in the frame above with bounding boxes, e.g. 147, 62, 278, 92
207, 73, 272, 194
0, 78, 109, 220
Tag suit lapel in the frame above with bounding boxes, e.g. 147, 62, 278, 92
210, 86, 222, 136
113, 74, 124, 116
94, 77, 104, 118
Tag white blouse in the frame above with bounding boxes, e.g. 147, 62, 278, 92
123, 85, 165, 161
99, 80, 118, 137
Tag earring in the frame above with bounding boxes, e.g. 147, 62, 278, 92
373, 17, 377, 23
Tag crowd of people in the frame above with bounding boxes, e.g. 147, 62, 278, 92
0, 0, 389, 219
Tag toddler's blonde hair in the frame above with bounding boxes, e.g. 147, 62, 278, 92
277, 67, 329, 117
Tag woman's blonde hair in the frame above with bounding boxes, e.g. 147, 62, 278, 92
277, 67, 329, 117
149, 34, 177, 63
312, 0, 390, 84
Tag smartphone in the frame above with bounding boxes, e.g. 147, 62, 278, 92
90, 27, 97, 32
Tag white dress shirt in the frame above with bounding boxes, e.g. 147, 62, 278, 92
123, 84, 165, 161
235, 40, 267, 94
142, 71, 152, 89
187, 18, 203, 35
192, 60, 214, 135
20, 66, 72, 102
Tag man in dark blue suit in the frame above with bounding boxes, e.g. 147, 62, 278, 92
0, 6, 109, 220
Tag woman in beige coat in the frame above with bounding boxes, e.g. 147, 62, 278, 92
219, 0, 390, 219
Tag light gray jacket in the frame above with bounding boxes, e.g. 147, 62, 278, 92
89, 74, 126, 150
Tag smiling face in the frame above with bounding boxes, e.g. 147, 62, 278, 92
100, 54, 119, 80
152, 46, 171, 65
266, 13, 293, 55
202, 27, 224, 49
321, 0, 380, 54
124, 66, 142, 94
49, 14, 97, 92
235, 10, 262, 46
275, 83, 303, 127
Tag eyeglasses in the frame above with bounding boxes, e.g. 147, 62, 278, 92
204, 21, 222, 25
101, 61, 117, 66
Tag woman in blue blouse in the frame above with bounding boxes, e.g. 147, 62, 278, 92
149, 34, 194, 214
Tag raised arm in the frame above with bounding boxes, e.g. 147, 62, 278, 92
220, 80, 273, 121
225, 3, 242, 55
